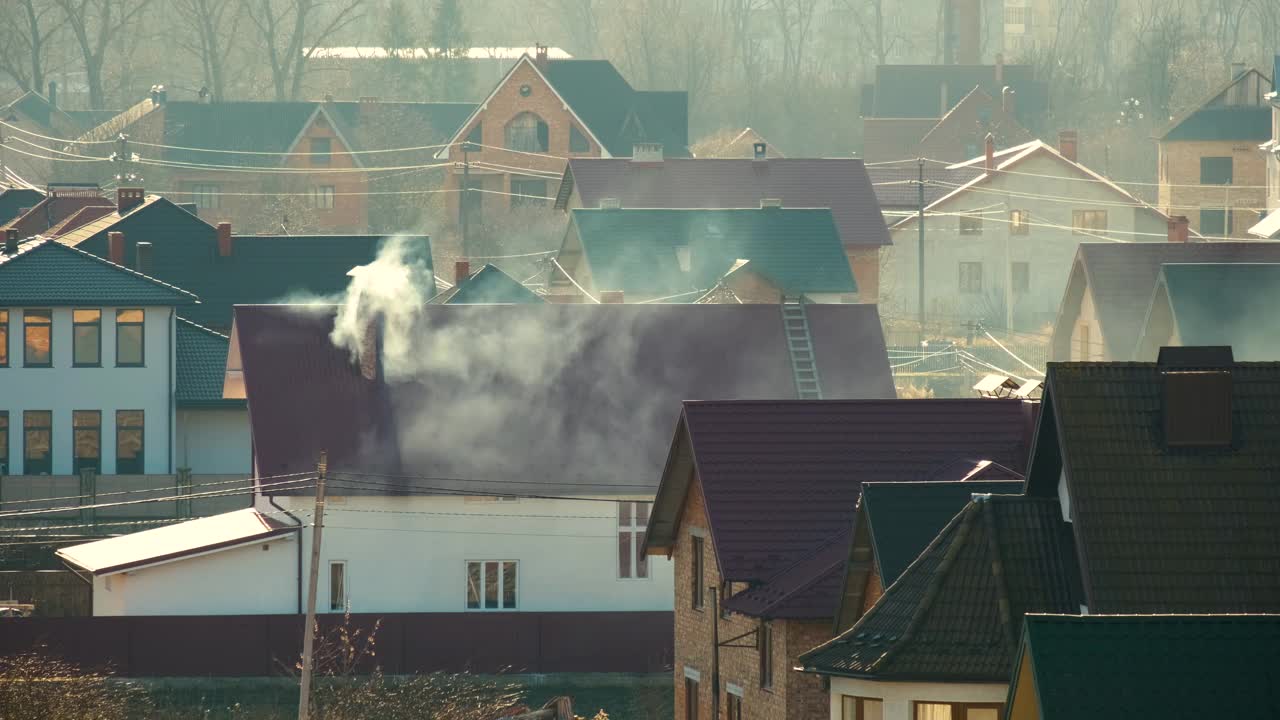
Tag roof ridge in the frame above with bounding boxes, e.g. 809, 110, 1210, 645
980, 496, 1019, 654
176, 315, 230, 339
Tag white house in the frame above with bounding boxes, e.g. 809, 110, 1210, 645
883, 135, 1175, 332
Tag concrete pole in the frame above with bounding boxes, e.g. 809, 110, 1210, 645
296, 451, 327, 720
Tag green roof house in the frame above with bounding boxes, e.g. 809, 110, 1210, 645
430, 262, 545, 305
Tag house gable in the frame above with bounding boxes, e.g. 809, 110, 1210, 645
281, 104, 364, 169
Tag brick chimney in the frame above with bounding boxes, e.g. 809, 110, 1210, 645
358, 317, 380, 381
600, 290, 625, 303
455, 260, 471, 283
535, 43, 549, 68
217, 222, 232, 257
135, 241, 152, 274
4, 228, 17, 255
1058, 130, 1079, 163
984, 133, 995, 171
117, 187, 145, 215
1167, 215, 1190, 243
108, 231, 125, 265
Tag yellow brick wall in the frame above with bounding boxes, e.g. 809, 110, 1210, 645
1158, 139, 1266, 238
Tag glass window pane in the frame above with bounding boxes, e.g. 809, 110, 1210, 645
117, 324, 143, 366
842, 697, 857, 720
330, 562, 345, 611
0, 309, 8, 366
966, 710, 999, 720
484, 561, 499, 608
74, 324, 100, 365
914, 703, 952, 720
0, 412, 9, 474
637, 530, 649, 578
619, 531, 632, 578
116, 410, 144, 474
864, 699, 884, 720
502, 561, 517, 608
24, 310, 51, 366
73, 410, 101, 473
24, 410, 51, 475
618, 501, 633, 526
636, 502, 650, 526
467, 562, 481, 608
116, 309, 143, 323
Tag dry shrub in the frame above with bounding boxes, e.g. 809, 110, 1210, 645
897, 382, 936, 399
0, 650, 149, 720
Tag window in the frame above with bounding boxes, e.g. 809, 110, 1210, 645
1004, 5, 1031, 25
959, 215, 983, 234
466, 560, 517, 610
1072, 210, 1108, 234
308, 185, 336, 210
1200, 156, 1233, 185
115, 410, 144, 474
466, 123, 482, 145
0, 411, 8, 475
329, 561, 347, 611
510, 178, 548, 208
959, 262, 983, 293
1011, 262, 1030, 293
73, 410, 101, 474
843, 696, 885, 720
191, 184, 221, 210
23, 410, 51, 475
24, 310, 51, 367
73, 309, 101, 367
505, 112, 549, 152
759, 621, 774, 689
913, 702, 1004, 720
0, 309, 8, 367
726, 690, 743, 720
1009, 209, 1030, 235
684, 676, 699, 720
1200, 208, 1232, 237
116, 309, 144, 366
691, 534, 705, 609
310, 137, 332, 166
618, 501, 651, 579
570, 125, 590, 153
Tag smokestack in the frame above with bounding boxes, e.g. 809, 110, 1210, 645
600, 290, 625, 303
135, 241, 152, 274
1058, 130, 1079, 163
117, 187, 144, 215
217, 222, 232, 257
108, 231, 125, 265
4, 229, 17, 255
47, 81, 57, 109
1002, 86, 1015, 114
984, 133, 995, 171
455, 260, 471, 283
1167, 215, 1190, 243
359, 318, 380, 381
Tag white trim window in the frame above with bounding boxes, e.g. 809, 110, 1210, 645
466, 560, 518, 610
308, 185, 336, 210
618, 501, 651, 579
329, 560, 347, 612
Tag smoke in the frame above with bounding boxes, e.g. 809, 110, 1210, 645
329, 234, 436, 375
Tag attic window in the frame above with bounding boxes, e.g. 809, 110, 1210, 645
1164, 370, 1232, 448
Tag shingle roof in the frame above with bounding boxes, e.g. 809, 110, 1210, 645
648, 399, 1037, 584
0, 188, 44, 226
799, 495, 1082, 681
1052, 242, 1280, 361
0, 238, 197, 306
558, 157, 891, 248
865, 163, 983, 209
0, 191, 114, 239
861, 479, 1025, 586
1160, 105, 1271, 142
1012, 614, 1280, 720
542, 60, 689, 157
53, 194, 187, 247
1142, 263, 1280, 359
1026, 362, 1280, 614
431, 264, 545, 304
176, 317, 242, 407
570, 208, 857, 296
722, 530, 851, 619
236, 303, 895, 488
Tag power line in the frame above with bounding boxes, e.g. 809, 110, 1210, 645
331, 469, 655, 489
550, 257, 600, 303
328, 475, 647, 504
0, 477, 315, 519
0, 471, 311, 507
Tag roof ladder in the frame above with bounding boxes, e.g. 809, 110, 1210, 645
781, 296, 823, 400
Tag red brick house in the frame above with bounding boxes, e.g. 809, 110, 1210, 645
644, 399, 1037, 720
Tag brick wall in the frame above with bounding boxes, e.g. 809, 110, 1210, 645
1158, 139, 1266, 238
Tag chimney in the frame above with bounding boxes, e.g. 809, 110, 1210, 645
753, 142, 767, 161
760, 198, 783, 209
217, 222, 232, 257
358, 317, 380, 381
1002, 86, 1015, 114
455, 260, 471, 283
1167, 215, 1190, 243
599, 290, 625, 303
1158, 346, 1234, 448
117, 187, 144, 215
47, 81, 57, 109
631, 143, 664, 163
135, 241, 152, 274
995, 53, 1005, 86
984, 133, 995, 171
1058, 130, 1078, 162
108, 231, 125, 265
598, 197, 621, 210
535, 43, 549, 68
4, 229, 17, 255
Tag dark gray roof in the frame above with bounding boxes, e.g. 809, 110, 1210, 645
1143, 263, 1280, 359
0, 238, 197, 306
1160, 105, 1271, 142
542, 60, 689, 157
431, 264, 545, 304
0, 188, 43, 226
176, 317, 242, 408
865, 164, 984, 210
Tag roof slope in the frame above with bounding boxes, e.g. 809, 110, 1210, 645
0, 238, 197, 306
865, 163, 983, 209
0, 191, 114, 239
558, 157, 890, 248
722, 530, 852, 619
862, 479, 1025, 586
237, 303, 894, 487
570, 208, 857, 296
1161, 105, 1271, 141
1056, 242, 1280, 361
800, 496, 1081, 682
1015, 614, 1280, 720
542, 59, 688, 157
54, 194, 206, 247
1028, 362, 1280, 613
431, 264, 545, 304
0, 188, 44, 226
176, 317, 242, 407
1152, 263, 1280, 359
651, 398, 1037, 584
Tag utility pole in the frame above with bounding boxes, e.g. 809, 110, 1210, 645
918, 158, 927, 335
297, 450, 328, 720
710, 585, 720, 720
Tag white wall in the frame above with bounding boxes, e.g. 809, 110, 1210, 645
829, 676, 1008, 720
177, 408, 251, 474
1, 306, 174, 475
93, 535, 296, 616
266, 494, 674, 614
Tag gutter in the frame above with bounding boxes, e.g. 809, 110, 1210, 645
268, 494, 304, 615
168, 307, 174, 473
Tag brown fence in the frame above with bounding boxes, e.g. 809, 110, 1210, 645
0, 611, 673, 677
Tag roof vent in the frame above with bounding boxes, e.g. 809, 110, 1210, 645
753, 142, 767, 160
1159, 346, 1233, 448
759, 198, 783, 209
631, 143, 664, 163
598, 197, 621, 210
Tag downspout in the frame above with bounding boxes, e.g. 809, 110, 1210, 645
167, 308, 174, 473
269, 494, 305, 615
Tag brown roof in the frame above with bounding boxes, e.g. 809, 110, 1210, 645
0, 191, 113, 238
865, 163, 982, 210
556, 157, 891, 247
859, 118, 939, 163
721, 530, 851, 619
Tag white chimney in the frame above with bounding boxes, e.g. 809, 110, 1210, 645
631, 143, 664, 163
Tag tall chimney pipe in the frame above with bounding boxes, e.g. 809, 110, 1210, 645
4, 229, 17, 255
1058, 130, 1079, 163
1167, 215, 1190, 243
217, 222, 232, 257
984, 133, 996, 171
117, 187, 144, 215
455, 260, 471, 283
108, 231, 125, 265
135, 241, 153, 274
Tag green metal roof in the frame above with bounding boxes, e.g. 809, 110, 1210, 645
1161, 105, 1271, 142
570, 208, 857, 298
542, 60, 689, 156
435, 264, 545, 304
1012, 614, 1280, 720
0, 238, 198, 306
1155, 263, 1280, 359
175, 317, 241, 408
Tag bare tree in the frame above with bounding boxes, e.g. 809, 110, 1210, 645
0, 0, 65, 95
769, 0, 819, 86
241, 0, 366, 101
53, 0, 152, 109
173, 0, 242, 102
